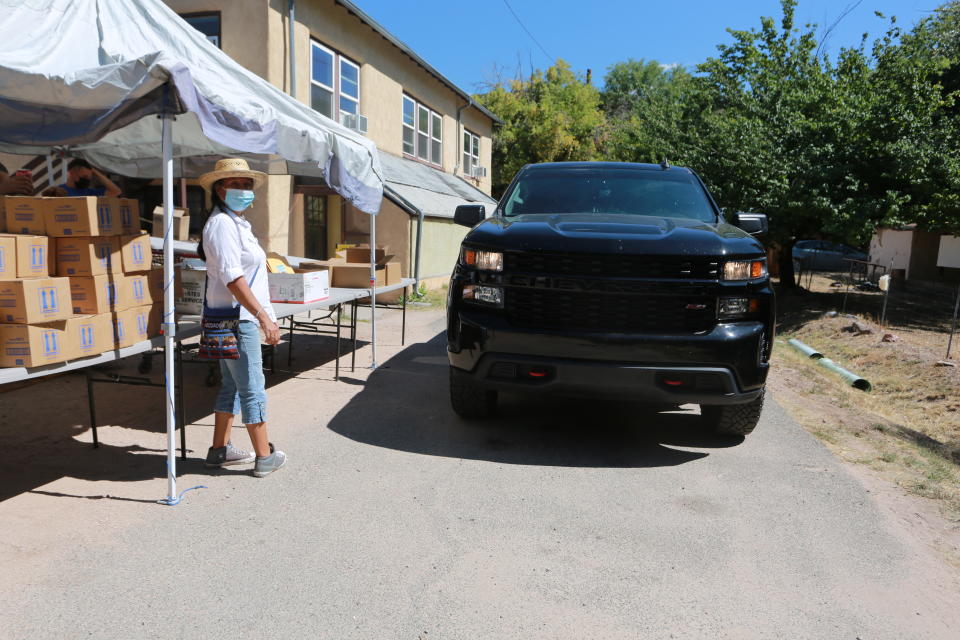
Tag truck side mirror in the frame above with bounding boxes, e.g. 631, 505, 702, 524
732, 212, 768, 235
454, 204, 486, 227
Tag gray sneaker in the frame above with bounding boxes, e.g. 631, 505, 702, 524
205, 442, 256, 468
253, 443, 287, 478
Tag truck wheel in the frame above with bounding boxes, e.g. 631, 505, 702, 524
449, 367, 497, 420
701, 389, 765, 436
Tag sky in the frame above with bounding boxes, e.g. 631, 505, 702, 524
353, 0, 939, 92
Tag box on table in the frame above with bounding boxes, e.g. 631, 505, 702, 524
268, 269, 329, 304
68, 274, 125, 314
65, 313, 114, 360
44, 196, 122, 237
330, 258, 401, 289
0, 277, 72, 324
113, 303, 160, 348
0, 236, 14, 280
120, 233, 152, 273
124, 273, 154, 307
151, 206, 190, 241
0, 234, 48, 279
0, 321, 70, 367
55, 236, 121, 276
344, 245, 386, 264
118, 198, 141, 235
175, 267, 206, 314
4, 197, 46, 235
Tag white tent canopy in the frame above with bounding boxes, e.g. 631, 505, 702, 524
0, 0, 383, 213
0, 0, 385, 504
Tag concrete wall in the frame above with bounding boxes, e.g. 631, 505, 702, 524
869, 229, 913, 278
420, 217, 468, 282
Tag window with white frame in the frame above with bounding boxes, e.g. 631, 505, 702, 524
310, 40, 360, 124
463, 130, 480, 176
403, 94, 442, 166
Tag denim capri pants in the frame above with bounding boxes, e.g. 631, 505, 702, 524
214, 320, 267, 423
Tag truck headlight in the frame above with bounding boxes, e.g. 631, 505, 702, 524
462, 248, 503, 272
723, 259, 766, 280
463, 284, 504, 307
719, 297, 760, 318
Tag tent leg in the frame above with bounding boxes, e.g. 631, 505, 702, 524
351, 301, 358, 372
370, 213, 377, 369
401, 288, 407, 346
161, 112, 178, 502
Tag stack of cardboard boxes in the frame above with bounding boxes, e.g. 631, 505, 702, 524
0, 196, 162, 368
293, 244, 402, 303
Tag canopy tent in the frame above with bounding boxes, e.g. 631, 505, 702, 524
0, 0, 385, 504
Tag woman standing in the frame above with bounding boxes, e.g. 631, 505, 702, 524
198, 158, 287, 477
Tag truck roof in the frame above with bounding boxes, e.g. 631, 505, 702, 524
522, 161, 693, 174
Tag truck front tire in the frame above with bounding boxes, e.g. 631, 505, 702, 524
701, 389, 765, 436
449, 367, 497, 420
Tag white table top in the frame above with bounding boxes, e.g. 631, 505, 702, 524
0, 280, 417, 386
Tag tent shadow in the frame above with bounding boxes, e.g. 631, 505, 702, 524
0, 331, 355, 502
327, 332, 742, 469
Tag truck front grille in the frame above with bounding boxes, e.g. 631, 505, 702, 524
506, 252, 719, 279
505, 289, 716, 333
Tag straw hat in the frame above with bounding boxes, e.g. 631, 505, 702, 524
198, 158, 267, 192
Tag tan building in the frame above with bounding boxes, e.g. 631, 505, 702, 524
164, 0, 499, 286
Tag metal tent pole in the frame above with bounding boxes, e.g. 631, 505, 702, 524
370, 212, 377, 369
161, 113, 177, 502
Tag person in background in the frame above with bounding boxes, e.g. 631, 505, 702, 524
0, 161, 34, 195
198, 158, 286, 478
59, 158, 122, 197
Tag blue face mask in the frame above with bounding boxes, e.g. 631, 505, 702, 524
224, 188, 255, 212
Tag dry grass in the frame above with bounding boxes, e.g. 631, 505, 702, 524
771, 273, 960, 523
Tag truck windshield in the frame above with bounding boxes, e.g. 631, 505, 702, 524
502, 169, 718, 222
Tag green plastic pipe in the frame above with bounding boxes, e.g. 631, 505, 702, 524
787, 338, 823, 359
787, 338, 872, 391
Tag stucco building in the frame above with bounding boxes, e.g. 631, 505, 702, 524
163, 0, 499, 286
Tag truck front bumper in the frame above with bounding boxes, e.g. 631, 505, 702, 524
448, 310, 769, 405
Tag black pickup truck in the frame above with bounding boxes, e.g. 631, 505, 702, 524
446, 162, 774, 436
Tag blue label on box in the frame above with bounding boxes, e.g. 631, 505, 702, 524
38, 287, 59, 314
42, 330, 59, 356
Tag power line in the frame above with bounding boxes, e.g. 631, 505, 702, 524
501, 0, 554, 64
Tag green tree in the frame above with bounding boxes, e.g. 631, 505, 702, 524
477, 60, 605, 197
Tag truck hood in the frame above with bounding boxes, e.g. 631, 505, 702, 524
464, 213, 765, 258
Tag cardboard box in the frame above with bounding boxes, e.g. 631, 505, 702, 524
4, 196, 45, 235
174, 268, 206, 314
124, 273, 154, 307
44, 196, 122, 237
268, 269, 329, 304
68, 275, 125, 314
151, 206, 190, 241
120, 233, 152, 273
0, 322, 70, 367
0, 234, 48, 279
113, 303, 160, 348
55, 236, 122, 276
66, 313, 114, 360
118, 198, 141, 235
0, 236, 15, 280
330, 259, 401, 289
344, 245, 386, 264
0, 277, 72, 324
0, 197, 6, 233
146, 268, 164, 301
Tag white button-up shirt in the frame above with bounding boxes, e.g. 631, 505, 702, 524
202, 208, 276, 323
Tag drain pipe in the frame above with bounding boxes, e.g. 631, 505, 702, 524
288, 0, 297, 99
384, 185, 423, 289
788, 338, 872, 391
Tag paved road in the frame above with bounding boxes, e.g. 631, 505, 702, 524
2, 311, 957, 639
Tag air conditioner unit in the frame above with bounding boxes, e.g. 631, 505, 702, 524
339, 113, 368, 135
472, 166, 487, 179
